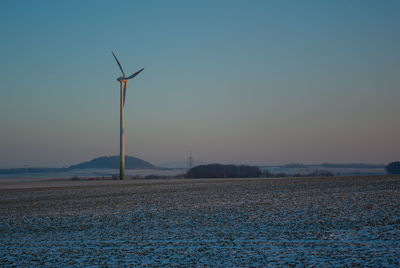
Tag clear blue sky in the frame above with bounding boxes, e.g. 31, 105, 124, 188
0, 0, 399, 168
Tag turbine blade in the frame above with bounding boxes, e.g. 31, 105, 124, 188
111, 51, 126, 77
123, 82, 127, 106
127, 68, 144, 80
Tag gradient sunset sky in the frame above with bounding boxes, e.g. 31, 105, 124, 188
0, 0, 399, 168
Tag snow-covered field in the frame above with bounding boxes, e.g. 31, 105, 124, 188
1, 176, 399, 266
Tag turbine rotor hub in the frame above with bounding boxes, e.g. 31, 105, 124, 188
117, 77, 128, 82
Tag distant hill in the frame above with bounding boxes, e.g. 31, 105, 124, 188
67, 156, 156, 170
282, 163, 309, 168
0, 156, 160, 175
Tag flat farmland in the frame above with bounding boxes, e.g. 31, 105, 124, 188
1, 176, 399, 266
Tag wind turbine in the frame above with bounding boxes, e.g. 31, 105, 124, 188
112, 51, 144, 180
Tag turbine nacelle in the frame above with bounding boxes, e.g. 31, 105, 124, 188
117, 76, 128, 82
116, 68, 144, 83
116, 67, 144, 82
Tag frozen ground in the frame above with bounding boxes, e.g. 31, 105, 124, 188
0, 176, 399, 266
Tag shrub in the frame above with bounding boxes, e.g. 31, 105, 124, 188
385, 162, 400, 174
186, 164, 261, 178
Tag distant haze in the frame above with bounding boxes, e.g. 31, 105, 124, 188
0, 1, 399, 168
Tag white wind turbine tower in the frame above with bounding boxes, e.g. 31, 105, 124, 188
112, 51, 144, 180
